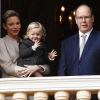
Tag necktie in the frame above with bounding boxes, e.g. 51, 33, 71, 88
80, 34, 87, 58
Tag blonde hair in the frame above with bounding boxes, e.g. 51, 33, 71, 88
3, 10, 20, 24
26, 22, 46, 40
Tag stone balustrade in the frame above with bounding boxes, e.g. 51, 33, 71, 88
0, 75, 100, 100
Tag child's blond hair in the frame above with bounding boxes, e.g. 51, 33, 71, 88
26, 22, 46, 40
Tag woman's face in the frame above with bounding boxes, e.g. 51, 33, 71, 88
3, 16, 21, 37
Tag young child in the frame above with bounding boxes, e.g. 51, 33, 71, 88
17, 22, 57, 77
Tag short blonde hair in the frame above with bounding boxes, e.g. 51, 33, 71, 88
26, 22, 46, 40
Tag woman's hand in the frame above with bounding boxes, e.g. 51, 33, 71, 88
18, 65, 42, 77
17, 67, 29, 77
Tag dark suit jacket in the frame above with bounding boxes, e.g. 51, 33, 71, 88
58, 30, 100, 76
17, 38, 50, 67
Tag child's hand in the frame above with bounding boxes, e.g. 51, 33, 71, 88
32, 41, 40, 50
48, 49, 57, 60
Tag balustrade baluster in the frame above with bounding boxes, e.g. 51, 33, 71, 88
34, 92, 48, 100
55, 91, 69, 100
13, 92, 27, 100
76, 91, 91, 100
0, 93, 6, 100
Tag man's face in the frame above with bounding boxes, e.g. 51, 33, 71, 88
75, 5, 94, 33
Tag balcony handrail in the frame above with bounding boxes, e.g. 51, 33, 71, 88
0, 75, 100, 95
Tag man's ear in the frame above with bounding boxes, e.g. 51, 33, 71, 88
3, 23, 6, 30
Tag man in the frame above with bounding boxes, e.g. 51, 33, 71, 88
58, 4, 100, 100
58, 4, 100, 76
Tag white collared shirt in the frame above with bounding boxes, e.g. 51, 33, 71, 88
79, 28, 93, 58
79, 28, 93, 48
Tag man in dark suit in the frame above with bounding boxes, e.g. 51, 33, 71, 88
58, 4, 100, 100
58, 4, 100, 76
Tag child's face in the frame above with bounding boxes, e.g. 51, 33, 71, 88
27, 28, 42, 42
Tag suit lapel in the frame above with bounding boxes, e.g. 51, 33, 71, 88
80, 30, 97, 61
73, 34, 80, 63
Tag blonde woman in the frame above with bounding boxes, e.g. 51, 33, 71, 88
0, 10, 50, 78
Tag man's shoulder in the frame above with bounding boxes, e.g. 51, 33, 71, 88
62, 33, 78, 43
92, 29, 100, 34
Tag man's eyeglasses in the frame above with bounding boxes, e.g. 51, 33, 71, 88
76, 16, 92, 20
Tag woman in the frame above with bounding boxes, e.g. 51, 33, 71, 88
0, 10, 49, 78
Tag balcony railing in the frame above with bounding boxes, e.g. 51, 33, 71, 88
0, 75, 100, 100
